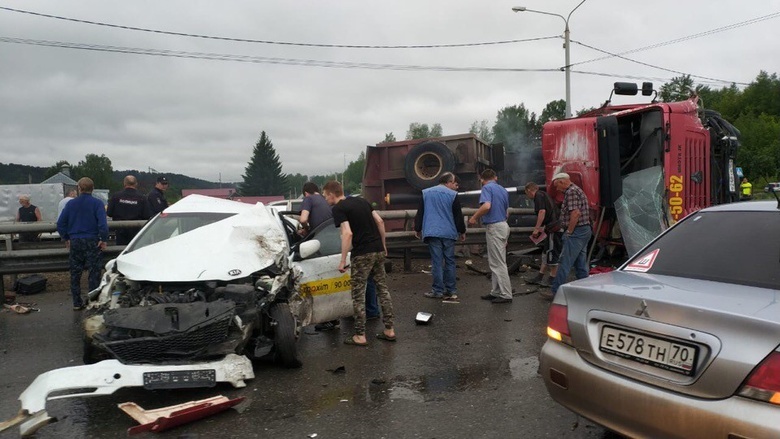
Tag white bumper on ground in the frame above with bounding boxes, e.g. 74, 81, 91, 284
1, 354, 254, 437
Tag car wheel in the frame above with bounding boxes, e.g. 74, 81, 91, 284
270, 303, 302, 368
404, 141, 456, 190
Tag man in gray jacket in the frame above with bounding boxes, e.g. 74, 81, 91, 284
414, 172, 466, 302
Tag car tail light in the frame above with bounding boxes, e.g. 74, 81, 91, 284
738, 351, 780, 405
547, 304, 572, 345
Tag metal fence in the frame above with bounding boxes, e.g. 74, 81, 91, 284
0, 208, 536, 293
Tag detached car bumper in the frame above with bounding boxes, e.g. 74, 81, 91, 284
540, 340, 780, 439
3, 354, 253, 437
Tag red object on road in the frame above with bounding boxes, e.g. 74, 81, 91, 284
120, 395, 245, 435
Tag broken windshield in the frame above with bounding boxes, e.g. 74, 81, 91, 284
124, 212, 237, 253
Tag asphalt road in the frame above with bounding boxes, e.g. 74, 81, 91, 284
0, 257, 610, 439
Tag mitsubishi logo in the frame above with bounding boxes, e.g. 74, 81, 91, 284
635, 300, 650, 318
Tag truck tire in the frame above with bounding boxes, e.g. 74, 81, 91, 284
270, 303, 302, 368
404, 141, 456, 190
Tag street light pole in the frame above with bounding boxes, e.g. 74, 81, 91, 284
512, 0, 587, 118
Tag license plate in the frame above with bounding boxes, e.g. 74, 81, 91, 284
600, 326, 697, 376
143, 369, 217, 389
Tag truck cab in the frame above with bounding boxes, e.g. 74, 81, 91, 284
543, 82, 740, 257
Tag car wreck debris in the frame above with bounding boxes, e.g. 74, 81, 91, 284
0, 354, 254, 437
119, 395, 246, 435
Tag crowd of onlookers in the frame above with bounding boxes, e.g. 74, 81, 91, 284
15, 174, 171, 310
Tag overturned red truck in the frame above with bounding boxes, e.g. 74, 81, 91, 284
362, 82, 740, 259
543, 82, 740, 258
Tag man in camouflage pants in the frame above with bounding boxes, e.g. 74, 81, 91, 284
323, 180, 396, 346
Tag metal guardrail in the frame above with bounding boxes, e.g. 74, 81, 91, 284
0, 209, 536, 293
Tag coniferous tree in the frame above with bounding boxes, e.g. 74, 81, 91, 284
240, 131, 288, 196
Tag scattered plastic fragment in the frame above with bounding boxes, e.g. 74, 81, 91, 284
119, 395, 245, 435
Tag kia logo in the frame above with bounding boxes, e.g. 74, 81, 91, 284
228, 269, 242, 276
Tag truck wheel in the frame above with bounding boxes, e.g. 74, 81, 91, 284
404, 141, 456, 190
270, 303, 302, 368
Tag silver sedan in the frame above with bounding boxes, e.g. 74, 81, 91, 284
539, 200, 780, 439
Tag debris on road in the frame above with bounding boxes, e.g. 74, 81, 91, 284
119, 395, 245, 435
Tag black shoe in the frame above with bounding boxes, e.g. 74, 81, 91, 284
491, 297, 512, 304
526, 273, 544, 285
480, 294, 496, 301
315, 320, 340, 331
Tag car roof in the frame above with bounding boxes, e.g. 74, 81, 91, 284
700, 200, 780, 213
166, 194, 258, 214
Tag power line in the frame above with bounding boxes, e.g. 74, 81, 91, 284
570, 70, 741, 87
570, 11, 780, 68
570, 39, 749, 86
0, 6, 559, 49
0, 36, 561, 72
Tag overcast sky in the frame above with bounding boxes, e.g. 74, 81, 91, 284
1, 1, 778, 183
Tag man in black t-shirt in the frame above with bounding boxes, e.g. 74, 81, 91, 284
524, 182, 562, 287
322, 180, 396, 347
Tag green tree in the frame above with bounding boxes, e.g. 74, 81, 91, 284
382, 132, 397, 143
539, 99, 566, 125
659, 75, 696, 102
406, 122, 443, 140
491, 104, 538, 152
343, 151, 366, 195
734, 113, 780, 182
72, 154, 117, 190
469, 120, 493, 143
240, 131, 289, 196
286, 173, 309, 198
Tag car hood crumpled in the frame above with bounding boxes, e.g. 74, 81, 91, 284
116, 203, 289, 282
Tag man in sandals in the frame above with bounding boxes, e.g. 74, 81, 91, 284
322, 180, 396, 346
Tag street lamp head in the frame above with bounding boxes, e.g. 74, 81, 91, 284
511, 6, 527, 12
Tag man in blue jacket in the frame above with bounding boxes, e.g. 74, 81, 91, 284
414, 172, 466, 302
57, 177, 109, 310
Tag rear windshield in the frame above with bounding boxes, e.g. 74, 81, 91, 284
624, 211, 780, 290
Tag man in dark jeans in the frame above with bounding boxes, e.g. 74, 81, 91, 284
57, 177, 109, 310
546, 172, 592, 300
414, 172, 466, 302
323, 180, 396, 346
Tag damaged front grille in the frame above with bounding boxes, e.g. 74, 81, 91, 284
95, 300, 236, 364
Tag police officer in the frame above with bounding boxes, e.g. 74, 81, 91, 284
147, 176, 170, 216
107, 175, 152, 245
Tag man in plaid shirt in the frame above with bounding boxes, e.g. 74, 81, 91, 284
545, 172, 593, 299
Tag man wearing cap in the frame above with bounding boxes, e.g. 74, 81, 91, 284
108, 175, 152, 245
546, 172, 592, 300
148, 176, 170, 216
468, 169, 513, 304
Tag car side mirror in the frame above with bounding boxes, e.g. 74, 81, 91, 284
297, 240, 321, 259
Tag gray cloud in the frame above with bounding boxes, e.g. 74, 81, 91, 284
1, 1, 778, 182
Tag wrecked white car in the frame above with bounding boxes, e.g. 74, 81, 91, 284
84, 194, 353, 369
3, 196, 356, 436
